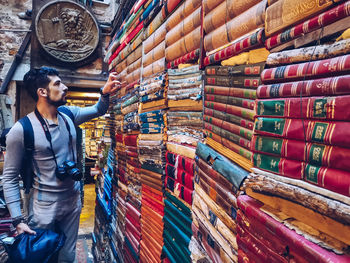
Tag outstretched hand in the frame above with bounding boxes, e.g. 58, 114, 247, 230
16, 223, 36, 235
101, 72, 121, 95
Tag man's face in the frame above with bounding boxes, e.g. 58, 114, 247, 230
46, 75, 68, 107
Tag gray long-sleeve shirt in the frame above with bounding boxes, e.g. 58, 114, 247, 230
2, 95, 109, 218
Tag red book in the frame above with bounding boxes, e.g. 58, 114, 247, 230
205, 85, 257, 100
257, 75, 350, 98
237, 210, 306, 263
237, 195, 350, 263
204, 29, 264, 66
167, 49, 200, 69
237, 227, 287, 263
261, 54, 350, 84
164, 176, 193, 205
165, 151, 195, 175
253, 153, 350, 197
251, 134, 350, 172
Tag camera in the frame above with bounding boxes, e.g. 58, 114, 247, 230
56, 161, 82, 181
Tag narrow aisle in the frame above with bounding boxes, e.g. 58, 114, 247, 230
79, 184, 96, 235
75, 184, 96, 263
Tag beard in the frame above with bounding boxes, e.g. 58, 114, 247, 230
47, 90, 67, 107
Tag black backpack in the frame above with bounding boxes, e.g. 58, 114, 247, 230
18, 107, 75, 193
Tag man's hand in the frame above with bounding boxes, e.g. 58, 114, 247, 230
101, 72, 121, 95
16, 223, 36, 235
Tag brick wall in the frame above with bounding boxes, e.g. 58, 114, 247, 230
0, 0, 32, 86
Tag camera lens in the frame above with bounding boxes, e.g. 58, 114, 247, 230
70, 167, 82, 181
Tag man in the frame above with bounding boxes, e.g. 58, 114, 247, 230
2, 67, 120, 262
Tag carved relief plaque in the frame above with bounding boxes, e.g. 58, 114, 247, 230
35, 0, 99, 63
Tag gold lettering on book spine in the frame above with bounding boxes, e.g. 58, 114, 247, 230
314, 101, 324, 116
272, 141, 279, 152
270, 159, 277, 169
274, 121, 281, 132
312, 146, 322, 162
315, 125, 325, 140
258, 137, 263, 151
308, 165, 318, 182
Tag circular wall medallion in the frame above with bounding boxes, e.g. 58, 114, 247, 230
35, 0, 99, 63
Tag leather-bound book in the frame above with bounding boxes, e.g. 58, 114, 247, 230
205, 63, 265, 76
165, 0, 202, 31
143, 41, 165, 67
205, 75, 261, 88
204, 0, 260, 34
143, 22, 166, 54
165, 27, 201, 61
166, 7, 201, 47
204, 0, 266, 52
265, 0, 340, 37
203, 0, 223, 14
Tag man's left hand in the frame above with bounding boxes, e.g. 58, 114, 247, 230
101, 72, 121, 95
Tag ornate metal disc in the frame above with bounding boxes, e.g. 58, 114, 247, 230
35, 0, 99, 63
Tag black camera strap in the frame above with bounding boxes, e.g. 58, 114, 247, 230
34, 108, 76, 167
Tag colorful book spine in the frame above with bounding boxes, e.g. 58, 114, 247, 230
237, 195, 350, 263
140, 127, 165, 134
197, 178, 237, 219
256, 95, 350, 121
254, 117, 350, 148
265, 1, 350, 50
251, 135, 350, 172
195, 157, 238, 194
204, 108, 254, 130
204, 115, 253, 140
204, 123, 251, 149
205, 101, 255, 121
139, 110, 165, 118
203, 29, 264, 66
205, 76, 261, 88
205, 62, 265, 76
165, 177, 193, 205
205, 85, 257, 99
141, 122, 164, 129
196, 166, 238, 208
252, 153, 350, 197
204, 130, 252, 160
257, 75, 350, 98
167, 49, 200, 69
266, 39, 350, 66
205, 94, 255, 110
261, 54, 350, 84
166, 164, 194, 189
165, 151, 195, 174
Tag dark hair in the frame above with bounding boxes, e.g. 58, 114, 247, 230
23, 67, 59, 101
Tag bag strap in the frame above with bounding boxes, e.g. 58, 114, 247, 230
57, 107, 75, 124
18, 116, 34, 194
